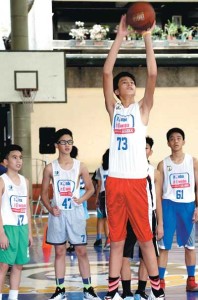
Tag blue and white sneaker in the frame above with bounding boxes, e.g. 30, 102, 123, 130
134, 291, 148, 300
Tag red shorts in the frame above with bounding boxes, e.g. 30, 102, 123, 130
106, 176, 153, 242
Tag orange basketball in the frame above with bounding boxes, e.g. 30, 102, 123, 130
126, 2, 155, 31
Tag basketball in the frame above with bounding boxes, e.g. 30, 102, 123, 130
126, 2, 155, 31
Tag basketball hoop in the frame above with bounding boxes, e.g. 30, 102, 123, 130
19, 88, 37, 113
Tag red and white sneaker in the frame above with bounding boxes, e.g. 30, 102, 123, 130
186, 276, 198, 292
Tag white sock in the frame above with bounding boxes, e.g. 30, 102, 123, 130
8, 290, 18, 300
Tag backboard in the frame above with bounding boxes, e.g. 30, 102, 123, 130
0, 51, 66, 103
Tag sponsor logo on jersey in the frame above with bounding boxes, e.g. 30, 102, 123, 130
57, 180, 75, 196
113, 114, 135, 134
10, 195, 27, 213
169, 172, 190, 188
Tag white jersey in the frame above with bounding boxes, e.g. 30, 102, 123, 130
96, 166, 108, 193
109, 102, 148, 179
0, 173, 28, 226
162, 154, 195, 203
148, 164, 156, 210
52, 159, 81, 210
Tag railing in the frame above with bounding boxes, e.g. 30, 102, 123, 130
53, 39, 198, 51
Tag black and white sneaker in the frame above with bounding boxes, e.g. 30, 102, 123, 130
49, 287, 66, 300
83, 286, 102, 299
148, 290, 165, 300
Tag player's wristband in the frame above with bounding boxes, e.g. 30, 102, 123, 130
142, 31, 151, 36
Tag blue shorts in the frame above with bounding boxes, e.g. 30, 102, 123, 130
158, 199, 195, 250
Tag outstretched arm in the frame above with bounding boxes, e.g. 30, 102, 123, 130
103, 15, 128, 123
139, 23, 157, 125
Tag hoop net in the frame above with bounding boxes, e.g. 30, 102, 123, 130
19, 89, 37, 113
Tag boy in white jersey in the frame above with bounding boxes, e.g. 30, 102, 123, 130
0, 144, 33, 300
94, 149, 110, 249
41, 128, 101, 300
157, 127, 198, 292
103, 14, 164, 300
121, 137, 163, 300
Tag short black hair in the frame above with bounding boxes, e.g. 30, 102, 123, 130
70, 146, 78, 159
54, 128, 73, 143
166, 127, 185, 141
1, 144, 23, 160
113, 72, 136, 91
146, 136, 154, 149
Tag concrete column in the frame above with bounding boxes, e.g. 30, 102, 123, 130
10, 0, 32, 195
10, 0, 29, 50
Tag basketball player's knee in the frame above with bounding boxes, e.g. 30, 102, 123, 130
75, 246, 87, 258
55, 246, 66, 258
0, 263, 10, 273
139, 239, 154, 251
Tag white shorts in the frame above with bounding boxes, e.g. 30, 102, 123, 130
47, 205, 87, 245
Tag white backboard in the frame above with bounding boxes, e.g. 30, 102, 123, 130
0, 51, 66, 103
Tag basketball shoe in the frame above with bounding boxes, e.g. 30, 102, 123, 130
148, 290, 165, 300
49, 287, 66, 300
104, 292, 123, 299
134, 290, 149, 299
83, 286, 102, 299
186, 276, 198, 292
121, 292, 134, 300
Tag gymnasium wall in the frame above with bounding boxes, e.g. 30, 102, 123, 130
31, 86, 198, 183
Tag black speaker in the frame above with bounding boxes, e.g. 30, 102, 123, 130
39, 127, 56, 154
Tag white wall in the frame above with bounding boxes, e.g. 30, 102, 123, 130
0, 0, 10, 50
0, 0, 53, 50
28, 0, 53, 50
